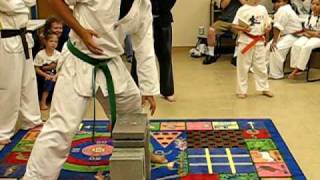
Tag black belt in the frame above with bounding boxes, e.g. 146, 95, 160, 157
1, 28, 30, 59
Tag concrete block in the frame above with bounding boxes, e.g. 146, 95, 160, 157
112, 113, 148, 140
110, 148, 146, 180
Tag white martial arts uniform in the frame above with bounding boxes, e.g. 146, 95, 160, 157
290, 14, 320, 70
233, 4, 271, 94
267, 4, 303, 79
0, 0, 42, 142
291, 0, 311, 15
24, 0, 159, 179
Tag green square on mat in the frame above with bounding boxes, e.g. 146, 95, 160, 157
149, 122, 160, 131
245, 139, 277, 151
219, 173, 259, 180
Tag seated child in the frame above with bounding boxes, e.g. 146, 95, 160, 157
232, 0, 273, 98
289, 0, 320, 79
34, 32, 61, 110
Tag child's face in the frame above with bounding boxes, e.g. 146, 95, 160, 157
273, 0, 287, 11
50, 22, 63, 38
311, 0, 320, 15
46, 35, 59, 50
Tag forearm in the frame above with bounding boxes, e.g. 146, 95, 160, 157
272, 28, 281, 43
48, 0, 85, 39
35, 67, 49, 78
232, 24, 246, 32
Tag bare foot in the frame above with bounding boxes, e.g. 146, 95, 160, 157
40, 104, 49, 111
95, 171, 106, 180
236, 94, 247, 99
262, 91, 274, 98
0, 139, 11, 145
164, 95, 176, 102
151, 154, 168, 164
288, 72, 295, 80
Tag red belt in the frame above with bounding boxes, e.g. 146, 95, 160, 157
241, 32, 265, 54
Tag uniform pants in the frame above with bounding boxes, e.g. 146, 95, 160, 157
24, 55, 142, 180
267, 34, 298, 79
290, 36, 320, 70
237, 43, 269, 94
0, 41, 41, 141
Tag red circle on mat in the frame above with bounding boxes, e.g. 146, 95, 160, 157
82, 144, 113, 157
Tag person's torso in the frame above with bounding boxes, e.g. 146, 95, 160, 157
236, 5, 269, 45
275, 4, 303, 34
35, 50, 60, 66
219, 0, 242, 23
68, 0, 150, 59
305, 14, 320, 31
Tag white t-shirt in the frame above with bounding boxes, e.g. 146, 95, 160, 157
233, 4, 270, 45
273, 4, 302, 35
34, 49, 60, 67
304, 14, 320, 31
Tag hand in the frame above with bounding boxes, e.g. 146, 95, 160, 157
265, 25, 272, 33
52, 74, 58, 82
79, 29, 103, 55
142, 96, 156, 116
45, 74, 51, 80
270, 41, 277, 52
242, 26, 251, 33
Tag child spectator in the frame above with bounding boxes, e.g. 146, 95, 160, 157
34, 32, 60, 110
289, 0, 320, 79
267, 0, 303, 79
232, 0, 273, 98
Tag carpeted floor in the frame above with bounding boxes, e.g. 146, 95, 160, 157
0, 119, 306, 180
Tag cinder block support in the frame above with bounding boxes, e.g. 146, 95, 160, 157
110, 148, 146, 180
111, 113, 150, 180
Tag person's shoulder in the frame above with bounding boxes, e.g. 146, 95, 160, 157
35, 49, 46, 58
54, 49, 61, 55
257, 5, 268, 13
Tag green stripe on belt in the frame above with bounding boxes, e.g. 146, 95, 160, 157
67, 40, 117, 139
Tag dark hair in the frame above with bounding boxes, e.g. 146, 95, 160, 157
43, 16, 63, 35
43, 30, 58, 41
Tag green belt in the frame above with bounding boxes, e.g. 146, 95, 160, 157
67, 40, 116, 141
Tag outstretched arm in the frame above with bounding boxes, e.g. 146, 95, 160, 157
48, 0, 102, 54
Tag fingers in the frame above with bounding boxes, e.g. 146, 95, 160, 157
87, 43, 103, 55
141, 96, 156, 116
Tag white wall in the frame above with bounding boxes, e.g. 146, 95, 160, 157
171, 0, 273, 47
172, 0, 211, 47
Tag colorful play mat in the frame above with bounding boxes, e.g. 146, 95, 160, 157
0, 119, 306, 180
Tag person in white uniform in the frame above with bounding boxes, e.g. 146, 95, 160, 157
289, 0, 320, 79
0, 0, 42, 145
267, 0, 303, 79
232, 0, 273, 98
23, 0, 166, 179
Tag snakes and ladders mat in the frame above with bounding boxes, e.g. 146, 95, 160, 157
0, 119, 305, 179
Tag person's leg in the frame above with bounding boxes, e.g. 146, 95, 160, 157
24, 53, 89, 180
252, 45, 273, 97
153, 23, 175, 101
0, 41, 24, 144
236, 43, 253, 98
288, 37, 308, 79
40, 91, 49, 110
296, 38, 320, 71
269, 35, 297, 79
19, 48, 43, 129
203, 21, 231, 65
97, 74, 167, 163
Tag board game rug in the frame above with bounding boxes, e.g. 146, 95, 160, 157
0, 119, 306, 180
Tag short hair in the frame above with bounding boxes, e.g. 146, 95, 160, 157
43, 16, 63, 34
43, 30, 58, 41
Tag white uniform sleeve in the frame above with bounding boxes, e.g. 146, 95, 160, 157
0, 0, 26, 14
34, 51, 44, 67
130, 5, 160, 96
23, 0, 36, 7
273, 7, 289, 31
